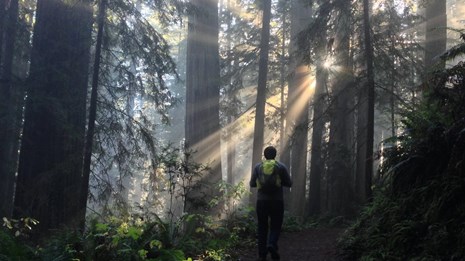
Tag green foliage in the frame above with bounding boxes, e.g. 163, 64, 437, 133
30, 216, 190, 261
221, 206, 256, 249
39, 230, 84, 261
89, 0, 183, 212
0, 179, 255, 261
0, 218, 39, 260
340, 34, 465, 260
0, 230, 36, 261
84, 216, 191, 261
281, 212, 302, 232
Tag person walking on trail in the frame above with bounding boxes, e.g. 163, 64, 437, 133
250, 146, 292, 261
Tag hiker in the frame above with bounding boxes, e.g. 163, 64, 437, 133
250, 146, 292, 261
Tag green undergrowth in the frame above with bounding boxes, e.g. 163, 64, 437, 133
339, 34, 465, 260
1, 180, 257, 261
1, 207, 257, 261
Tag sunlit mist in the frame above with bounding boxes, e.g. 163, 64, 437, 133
287, 75, 315, 123
212, 71, 315, 185
324, 56, 334, 68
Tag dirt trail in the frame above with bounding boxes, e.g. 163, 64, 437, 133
237, 228, 344, 261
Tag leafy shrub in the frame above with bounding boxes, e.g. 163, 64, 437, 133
1, 151, 255, 261
340, 33, 465, 260
28, 182, 254, 261
0, 218, 39, 260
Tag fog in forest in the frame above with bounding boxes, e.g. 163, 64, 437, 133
0, 0, 464, 259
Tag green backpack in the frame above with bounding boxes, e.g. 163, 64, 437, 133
257, 160, 282, 194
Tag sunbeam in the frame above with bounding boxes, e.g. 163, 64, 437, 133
216, 72, 316, 184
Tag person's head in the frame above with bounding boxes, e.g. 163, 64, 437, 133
263, 146, 277, 160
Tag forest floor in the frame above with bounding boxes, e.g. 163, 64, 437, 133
235, 227, 344, 261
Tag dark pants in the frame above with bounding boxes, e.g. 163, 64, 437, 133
256, 200, 284, 257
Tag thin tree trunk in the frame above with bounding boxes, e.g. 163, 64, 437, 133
362, 0, 374, 201
81, 0, 106, 229
225, 0, 236, 186
355, 82, 368, 204
250, 0, 272, 205
278, 0, 290, 207
390, 83, 395, 137
280, 0, 291, 169
279, 0, 287, 158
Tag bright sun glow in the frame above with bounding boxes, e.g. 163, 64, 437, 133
323, 57, 333, 68
204, 68, 317, 183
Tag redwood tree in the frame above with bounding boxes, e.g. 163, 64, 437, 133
308, 24, 328, 216
326, 0, 354, 216
185, 0, 223, 213
13, 0, 93, 235
0, 0, 20, 219
288, 0, 312, 219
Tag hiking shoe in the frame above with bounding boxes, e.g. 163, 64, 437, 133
267, 246, 280, 261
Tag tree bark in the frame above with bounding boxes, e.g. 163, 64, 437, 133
13, 0, 93, 236
362, 0, 374, 201
424, 0, 447, 71
0, 0, 19, 218
288, 0, 312, 219
80, 0, 107, 229
278, 0, 290, 207
185, 0, 222, 214
308, 33, 328, 216
326, 0, 354, 216
224, 0, 236, 186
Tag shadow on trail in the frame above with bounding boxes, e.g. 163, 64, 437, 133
238, 228, 343, 261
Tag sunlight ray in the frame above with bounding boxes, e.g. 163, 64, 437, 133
188, 67, 315, 186
287, 77, 315, 122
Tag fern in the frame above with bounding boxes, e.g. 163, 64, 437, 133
340, 34, 465, 260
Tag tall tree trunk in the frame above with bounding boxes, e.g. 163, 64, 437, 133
250, 0, 272, 205
226, 120, 236, 185
355, 82, 368, 204
0, 0, 5, 64
279, 1, 287, 156
80, 0, 107, 229
424, 0, 447, 71
0, 0, 19, 218
326, 0, 353, 217
308, 32, 328, 217
185, 0, 222, 214
278, 0, 290, 207
280, 0, 291, 171
355, 0, 375, 204
13, 0, 93, 236
288, 0, 312, 219
362, 0, 374, 201
224, 0, 236, 186
390, 81, 395, 137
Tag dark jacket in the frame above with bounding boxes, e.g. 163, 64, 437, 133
250, 160, 292, 201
